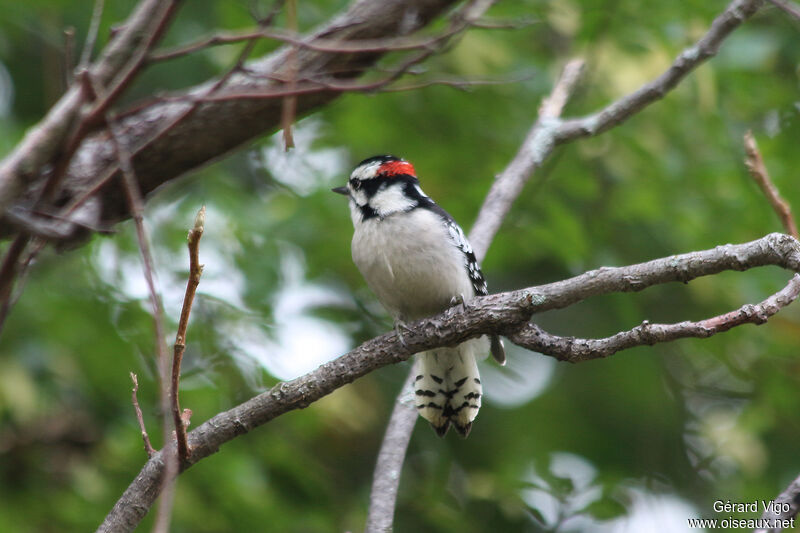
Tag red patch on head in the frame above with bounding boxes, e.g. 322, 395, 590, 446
379, 160, 416, 177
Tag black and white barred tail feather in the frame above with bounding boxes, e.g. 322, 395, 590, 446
413, 340, 483, 437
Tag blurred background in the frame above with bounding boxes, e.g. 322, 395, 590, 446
1, 0, 799, 531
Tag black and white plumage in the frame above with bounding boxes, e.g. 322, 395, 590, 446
333, 155, 505, 437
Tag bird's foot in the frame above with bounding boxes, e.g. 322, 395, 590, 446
394, 319, 413, 347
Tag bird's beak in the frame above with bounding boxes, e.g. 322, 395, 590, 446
332, 186, 349, 196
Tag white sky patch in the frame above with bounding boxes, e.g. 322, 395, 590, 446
91, 203, 246, 317
481, 344, 555, 407
597, 489, 699, 533
92, 201, 352, 383
258, 118, 349, 196
240, 245, 353, 381
522, 452, 601, 529
522, 454, 698, 533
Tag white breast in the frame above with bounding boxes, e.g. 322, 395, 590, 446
351, 208, 474, 321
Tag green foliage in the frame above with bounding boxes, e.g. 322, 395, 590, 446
1, 0, 800, 531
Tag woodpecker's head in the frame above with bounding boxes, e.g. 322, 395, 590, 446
333, 155, 431, 221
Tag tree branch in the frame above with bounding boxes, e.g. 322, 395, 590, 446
756, 472, 800, 533
365, 55, 583, 532
365, 371, 418, 533
130, 372, 155, 457
366, 1, 766, 525
0, 0, 481, 241
744, 130, 798, 238
171, 206, 206, 463
509, 273, 800, 362
0, 0, 179, 214
766, 0, 800, 20
98, 232, 800, 532
555, 0, 763, 141
471, 0, 763, 258
470, 58, 584, 259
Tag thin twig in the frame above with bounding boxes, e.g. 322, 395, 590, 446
744, 130, 798, 238
281, 0, 298, 150
130, 372, 156, 457
555, 0, 763, 142
766, 0, 800, 20
107, 115, 175, 533
64, 27, 76, 88
147, 7, 494, 64
470, 16, 538, 30
0, 235, 29, 334
171, 206, 206, 463
78, 0, 106, 69
47, 34, 262, 242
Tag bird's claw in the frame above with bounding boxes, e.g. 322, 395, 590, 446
394, 320, 413, 347
449, 293, 467, 309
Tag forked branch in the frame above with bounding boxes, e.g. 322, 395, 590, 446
98, 232, 800, 532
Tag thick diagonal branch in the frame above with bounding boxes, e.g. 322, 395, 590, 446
0, 0, 470, 239
98, 232, 800, 532
0, 0, 178, 214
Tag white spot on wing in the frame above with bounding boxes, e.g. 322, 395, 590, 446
444, 218, 487, 295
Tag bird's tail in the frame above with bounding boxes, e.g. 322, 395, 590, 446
413, 339, 483, 437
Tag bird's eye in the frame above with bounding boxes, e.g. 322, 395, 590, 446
351, 178, 362, 190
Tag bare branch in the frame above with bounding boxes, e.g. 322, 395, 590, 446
150, 0, 500, 63
98, 232, 800, 532
556, 0, 762, 141
130, 372, 156, 457
0, 0, 506, 252
744, 130, 798, 238
471, 0, 763, 260
78, 0, 106, 69
108, 116, 176, 533
756, 472, 800, 533
64, 27, 76, 87
766, 0, 800, 20
365, 372, 418, 533
149, 25, 459, 63
171, 206, 206, 463
367, 2, 765, 520
470, 58, 585, 260
0, 0, 179, 214
510, 273, 800, 362
0, 0, 180, 333
0, 236, 30, 333
281, 0, 299, 149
